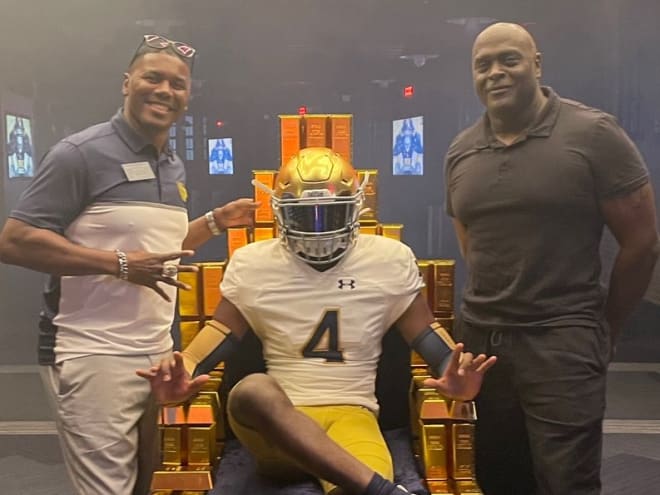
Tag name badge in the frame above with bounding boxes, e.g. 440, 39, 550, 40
121, 161, 156, 181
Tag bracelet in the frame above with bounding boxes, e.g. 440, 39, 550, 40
115, 249, 129, 280
205, 210, 222, 236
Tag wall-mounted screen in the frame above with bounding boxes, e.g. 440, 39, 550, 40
208, 137, 234, 175
392, 115, 423, 176
6, 113, 34, 179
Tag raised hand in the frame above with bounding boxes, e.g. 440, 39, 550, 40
423, 343, 497, 401
213, 198, 260, 230
136, 351, 209, 405
124, 249, 198, 301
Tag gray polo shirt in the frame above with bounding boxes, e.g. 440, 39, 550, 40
11, 110, 189, 363
445, 87, 649, 328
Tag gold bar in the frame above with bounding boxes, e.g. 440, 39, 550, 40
160, 406, 187, 425
417, 260, 435, 312
160, 426, 185, 466
454, 479, 483, 494
357, 169, 378, 223
200, 262, 224, 317
426, 480, 454, 495
186, 394, 216, 425
227, 227, 249, 258
330, 114, 353, 162
253, 226, 274, 242
303, 114, 329, 148
411, 350, 426, 367
253, 170, 276, 225
433, 260, 455, 314
421, 422, 448, 480
415, 388, 451, 421
359, 224, 379, 235
150, 465, 214, 491
449, 401, 478, 422
180, 321, 201, 351
199, 390, 225, 440
436, 315, 454, 335
177, 270, 200, 317
280, 115, 302, 166
201, 376, 222, 393
187, 424, 217, 466
380, 223, 403, 242
450, 423, 476, 480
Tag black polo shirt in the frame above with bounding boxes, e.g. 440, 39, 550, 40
445, 87, 649, 328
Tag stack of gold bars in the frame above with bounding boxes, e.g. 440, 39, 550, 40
151, 270, 226, 494
410, 357, 482, 494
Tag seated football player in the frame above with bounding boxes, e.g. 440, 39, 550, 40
138, 147, 497, 495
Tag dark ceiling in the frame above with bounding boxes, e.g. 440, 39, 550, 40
0, 0, 655, 133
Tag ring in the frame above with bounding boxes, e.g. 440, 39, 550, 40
162, 264, 178, 278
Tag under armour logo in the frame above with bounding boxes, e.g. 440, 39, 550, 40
338, 278, 356, 290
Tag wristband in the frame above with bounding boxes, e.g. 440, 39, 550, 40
205, 210, 221, 236
115, 249, 129, 280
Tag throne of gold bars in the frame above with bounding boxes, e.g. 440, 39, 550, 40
151, 114, 482, 495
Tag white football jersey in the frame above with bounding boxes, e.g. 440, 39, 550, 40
221, 234, 424, 412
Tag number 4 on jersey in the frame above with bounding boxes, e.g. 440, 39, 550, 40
301, 310, 344, 362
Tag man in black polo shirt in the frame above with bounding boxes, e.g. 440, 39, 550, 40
0, 35, 258, 495
445, 23, 659, 495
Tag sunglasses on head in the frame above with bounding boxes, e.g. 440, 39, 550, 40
142, 34, 196, 58
129, 34, 196, 70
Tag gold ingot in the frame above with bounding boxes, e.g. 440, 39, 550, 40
180, 321, 201, 351
160, 426, 184, 466
253, 226, 274, 242
426, 480, 454, 495
200, 262, 224, 317
454, 479, 483, 494
160, 406, 186, 425
421, 422, 448, 480
380, 223, 403, 242
303, 114, 329, 148
450, 423, 476, 480
150, 465, 213, 491
187, 424, 217, 466
227, 227, 249, 258
178, 270, 200, 317
359, 224, 379, 235
330, 114, 353, 162
280, 115, 302, 166
411, 350, 426, 367
449, 400, 477, 422
433, 260, 455, 313
417, 260, 435, 311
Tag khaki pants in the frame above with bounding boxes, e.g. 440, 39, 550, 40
41, 352, 169, 495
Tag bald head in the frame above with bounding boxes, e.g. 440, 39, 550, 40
473, 23, 538, 58
470, 22, 544, 122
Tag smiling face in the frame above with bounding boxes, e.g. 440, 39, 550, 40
472, 23, 541, 118
122, 51, 191, 142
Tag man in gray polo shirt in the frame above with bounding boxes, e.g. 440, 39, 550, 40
444, 23, 659, 494
0, 35, 258, 495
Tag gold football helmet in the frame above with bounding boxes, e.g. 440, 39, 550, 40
272, 147, 364, 266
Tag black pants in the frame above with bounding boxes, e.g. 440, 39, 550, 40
457, 320, 610, 495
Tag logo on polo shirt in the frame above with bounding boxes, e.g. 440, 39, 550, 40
177, 181, 188, 203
